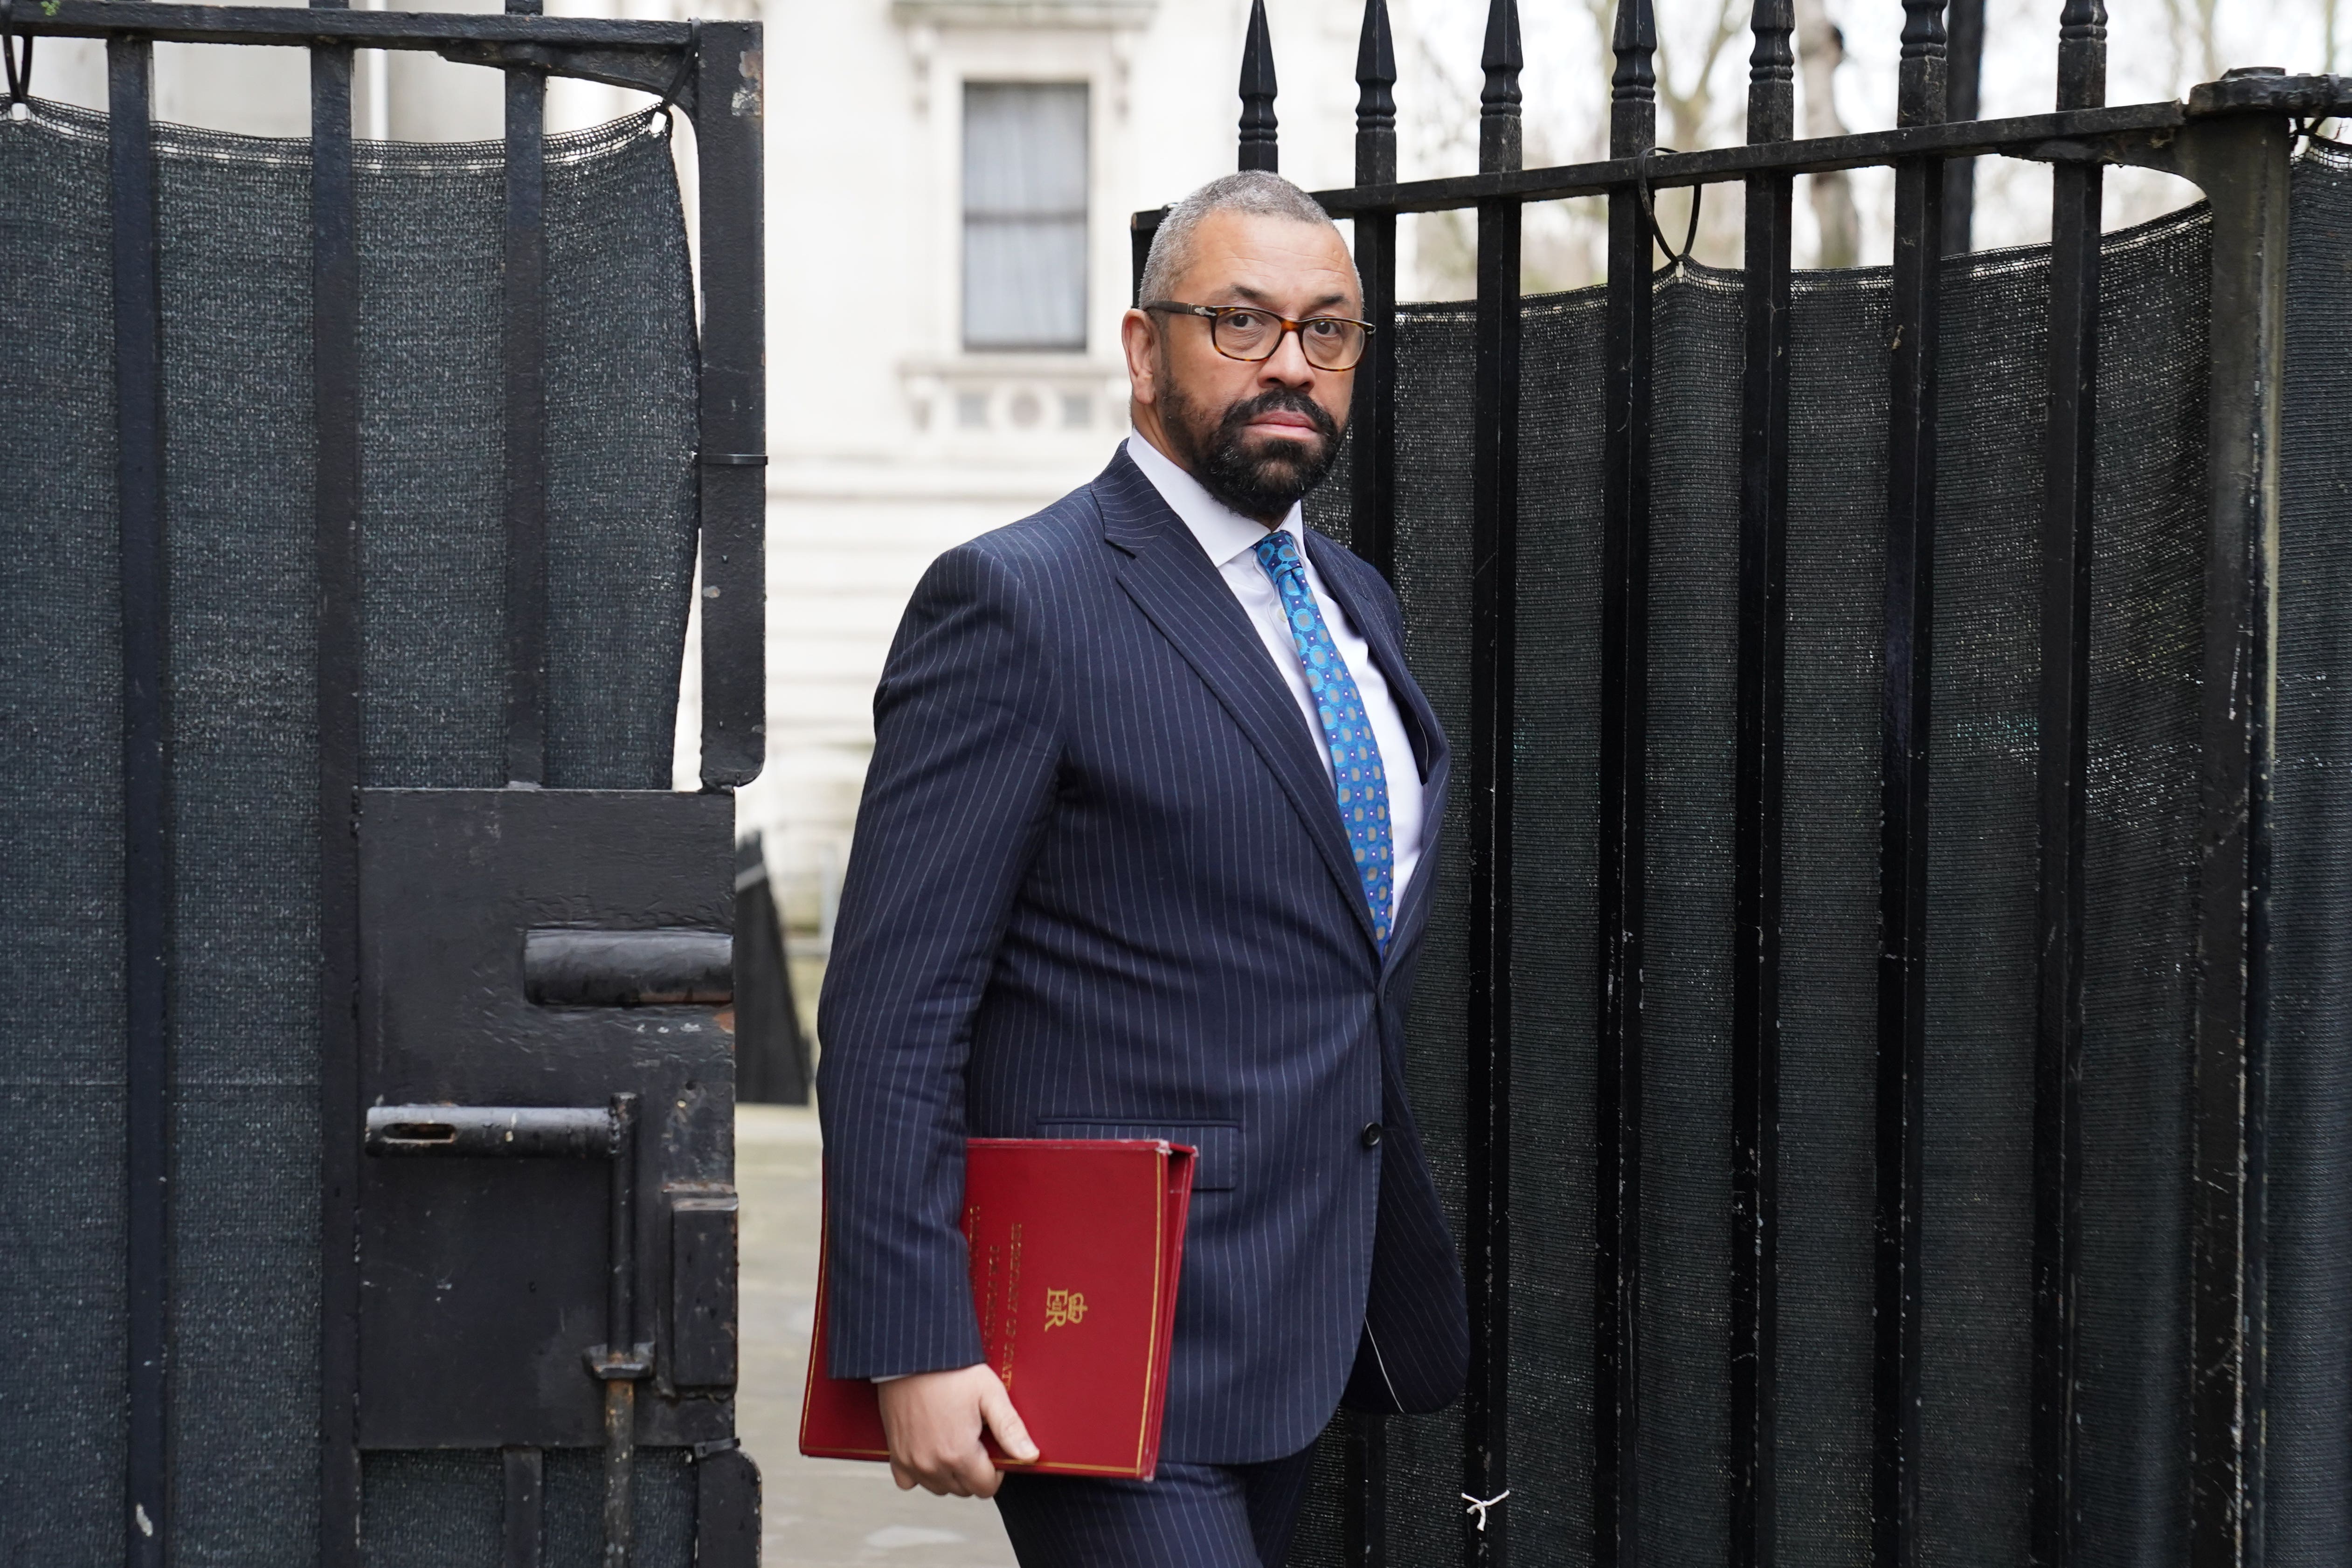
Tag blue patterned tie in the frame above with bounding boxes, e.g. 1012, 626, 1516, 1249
1253, 532, 1395, 947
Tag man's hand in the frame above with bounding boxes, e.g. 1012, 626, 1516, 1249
876, 1364, 1039, 1498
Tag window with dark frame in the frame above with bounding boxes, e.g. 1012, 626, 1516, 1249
962, 82, 1090, 352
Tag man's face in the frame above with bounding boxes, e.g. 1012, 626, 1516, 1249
1122, 210, 1362, 525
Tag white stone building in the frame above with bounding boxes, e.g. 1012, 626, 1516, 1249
740, 0, 1378, 936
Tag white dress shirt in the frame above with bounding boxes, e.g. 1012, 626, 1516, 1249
1125, 433, 1426, 904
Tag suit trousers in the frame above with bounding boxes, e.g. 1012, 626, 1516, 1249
993, 1444, 1317, 1568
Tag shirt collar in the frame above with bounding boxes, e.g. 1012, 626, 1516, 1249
1125, 432, 1304, 571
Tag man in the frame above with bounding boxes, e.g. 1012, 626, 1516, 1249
816, 171, 1467, 1568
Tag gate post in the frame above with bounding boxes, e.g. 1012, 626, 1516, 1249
694, 20, 768, 790
1874, 3, 1951, 1563
311, 25, 367, 1566
502, 0, 549, 790
2169, 103, 2292, 1568
1596, 0, 1653, 1554
2029, 3, 2109, 1563
1731, 0, 1795, 1561
2085, 80, 2295, 1568
1348, 0, 1397, 585
1237, 0, 1276, 173
1466, 1, 1522, 1561
1346, 5, 1398, 1557
108, 31, 171, 1568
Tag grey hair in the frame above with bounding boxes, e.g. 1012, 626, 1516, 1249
1137, 170, 1353, 306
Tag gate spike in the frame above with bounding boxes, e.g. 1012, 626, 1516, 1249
1355, 0, 1396, 187
1480, 0, 1522, 174
1238, 0, 1278, 173
1609, 0, 1656, 158
2055, 0, 2107, 111
1897, 0, 1949, 126
1747, 0, 1796, 144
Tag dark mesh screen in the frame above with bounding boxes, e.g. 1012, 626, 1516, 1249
1775, 253, 1888, 1568
1287, 151, 2348, 1567
0, 103, 696, 1563
358, 119, 697, 791
2069, 204, 2210, 1565
1510, 284, 1609, 1564
154, 107, 330, 1566
1917, 238, 2045, 1568
1639, 270, 1744, 1565
0, 104, 125, 1568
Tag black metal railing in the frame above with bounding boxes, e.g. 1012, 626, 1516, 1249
1136, 4, 2351, 1567
3, 7, 762, 1564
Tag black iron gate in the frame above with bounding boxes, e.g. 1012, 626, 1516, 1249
1137, 5, 2352, 1567
0, 5, 762, 1565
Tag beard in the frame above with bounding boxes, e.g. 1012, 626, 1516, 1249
1159, 379, 1345, 525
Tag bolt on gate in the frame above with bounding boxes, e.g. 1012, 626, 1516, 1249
0, 4, 762, 1567
1135, 3, 2352, 1567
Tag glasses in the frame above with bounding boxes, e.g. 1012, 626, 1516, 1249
1143, 302, 1374, 372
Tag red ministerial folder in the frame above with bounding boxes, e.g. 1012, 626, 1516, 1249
801, 1139, 1197, 1480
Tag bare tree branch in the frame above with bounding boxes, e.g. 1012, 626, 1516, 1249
1792, 0, 1859, 267
2323, 0, 2345, 141
2161, 0, 2222, 88
1582, 0, 1615, 84
1657, 0, 1749, 152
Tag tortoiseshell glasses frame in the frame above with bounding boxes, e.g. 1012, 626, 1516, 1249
1141, 301, 1376, 372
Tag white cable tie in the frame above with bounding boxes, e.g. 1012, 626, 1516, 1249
1462, 1489, 1510, 1532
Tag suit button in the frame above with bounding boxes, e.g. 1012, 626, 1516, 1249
1360, 1122, 1384, 1149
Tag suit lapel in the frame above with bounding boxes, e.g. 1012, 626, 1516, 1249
1304, 531, 1453, 977
1094, 454, 1383, 955
1382, 750, 1448, 974
1303, 533, 1447, 782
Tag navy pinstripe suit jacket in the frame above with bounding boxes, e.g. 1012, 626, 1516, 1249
816, 447, 1469, 1464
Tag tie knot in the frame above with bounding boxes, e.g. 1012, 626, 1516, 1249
1253, 531, 1303, 578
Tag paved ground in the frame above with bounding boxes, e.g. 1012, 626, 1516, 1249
736, 1105, 1020, 1568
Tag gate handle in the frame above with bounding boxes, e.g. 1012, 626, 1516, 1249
523, 928, 733, 1008
364, 1104, 619, 1158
